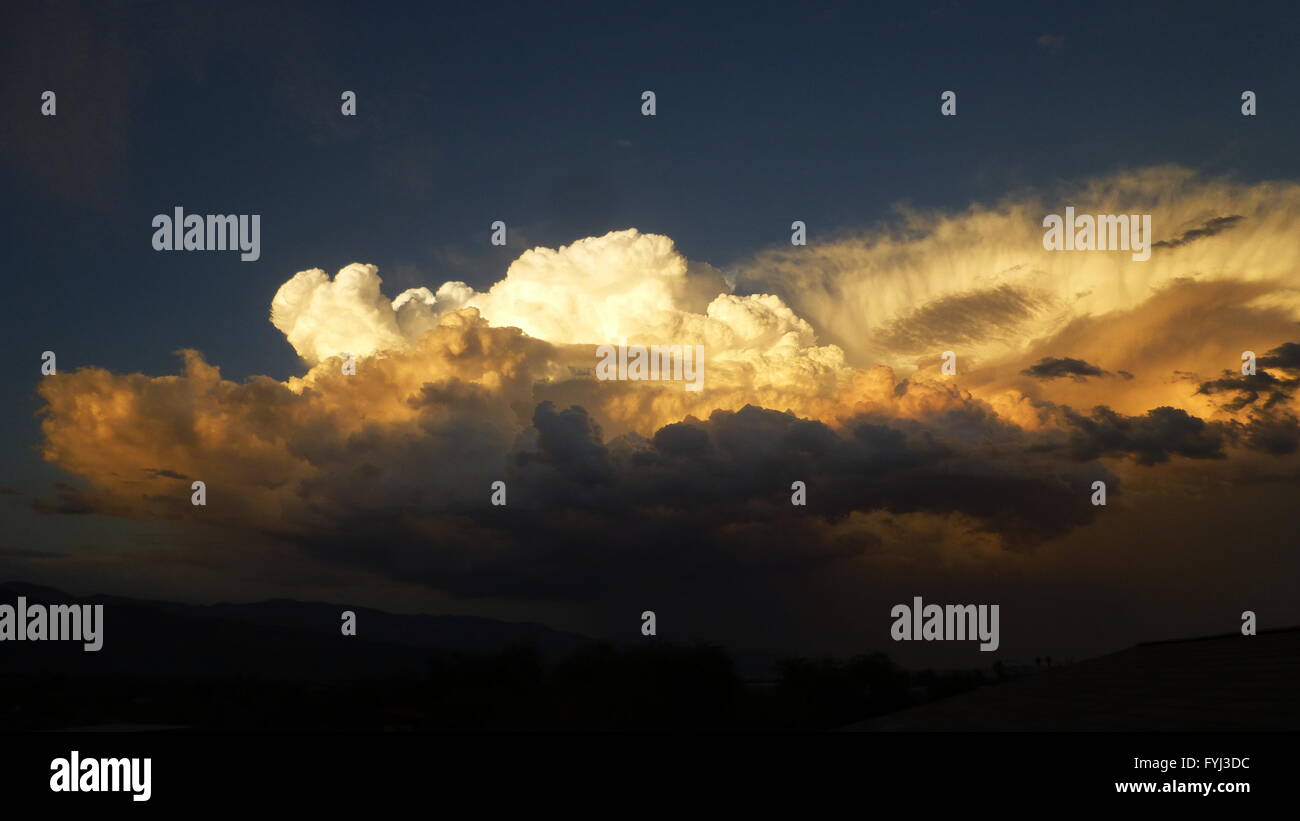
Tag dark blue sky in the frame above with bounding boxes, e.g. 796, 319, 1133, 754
3, 0, 1299, 507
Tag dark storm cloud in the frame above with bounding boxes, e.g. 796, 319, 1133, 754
1184, 341, 1300, 456
516, 401, 614, 486
297, 401, 1112, 600
1153, 215, 1245, 249
1057, 406, 1228, 465
1197, 371, 1297, 411
1196, 341, 1300, 411
1240, 412, 1300, 455
41, 338, 1296, 603
1260, 342, 1300, 370
1021, 357, 1108, 381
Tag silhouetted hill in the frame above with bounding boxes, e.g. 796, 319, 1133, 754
0, 582, 590, 680
844, 627, 1300, 731
201, 599, 589, 658
14, 581, 1285, 732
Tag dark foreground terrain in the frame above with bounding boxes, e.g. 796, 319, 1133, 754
845, 627, 1300, 731
2, 583, 1293, 731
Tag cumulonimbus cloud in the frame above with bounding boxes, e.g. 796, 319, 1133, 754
32, 167, 1300, 603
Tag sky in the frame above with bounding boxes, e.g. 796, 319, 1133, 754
3, 0, 1300, 665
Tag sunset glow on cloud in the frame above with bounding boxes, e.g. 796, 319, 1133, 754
28, 168, 1300, 655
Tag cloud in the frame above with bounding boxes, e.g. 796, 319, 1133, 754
1197, 341, 1300, 411
34, 331, 1119, 599
271, 263, 473, 364
734, 168, 1300, 379
876, 284, 1047, 351
272, 231, 857, 438
1021, 357, 1109, 381
1239, 411, 1300, 455
1057, 406, 1228, 465
29, 168, 1300, 624
284, 398, 1117, 598
32, 328, 1263, 602
1260, 341, 1300, 370
1153, 215, 1244, 249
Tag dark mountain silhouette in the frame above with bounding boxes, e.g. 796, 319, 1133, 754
200, 599, 589, 658
9, 581, 1289, 732
0, 581, 590, 680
